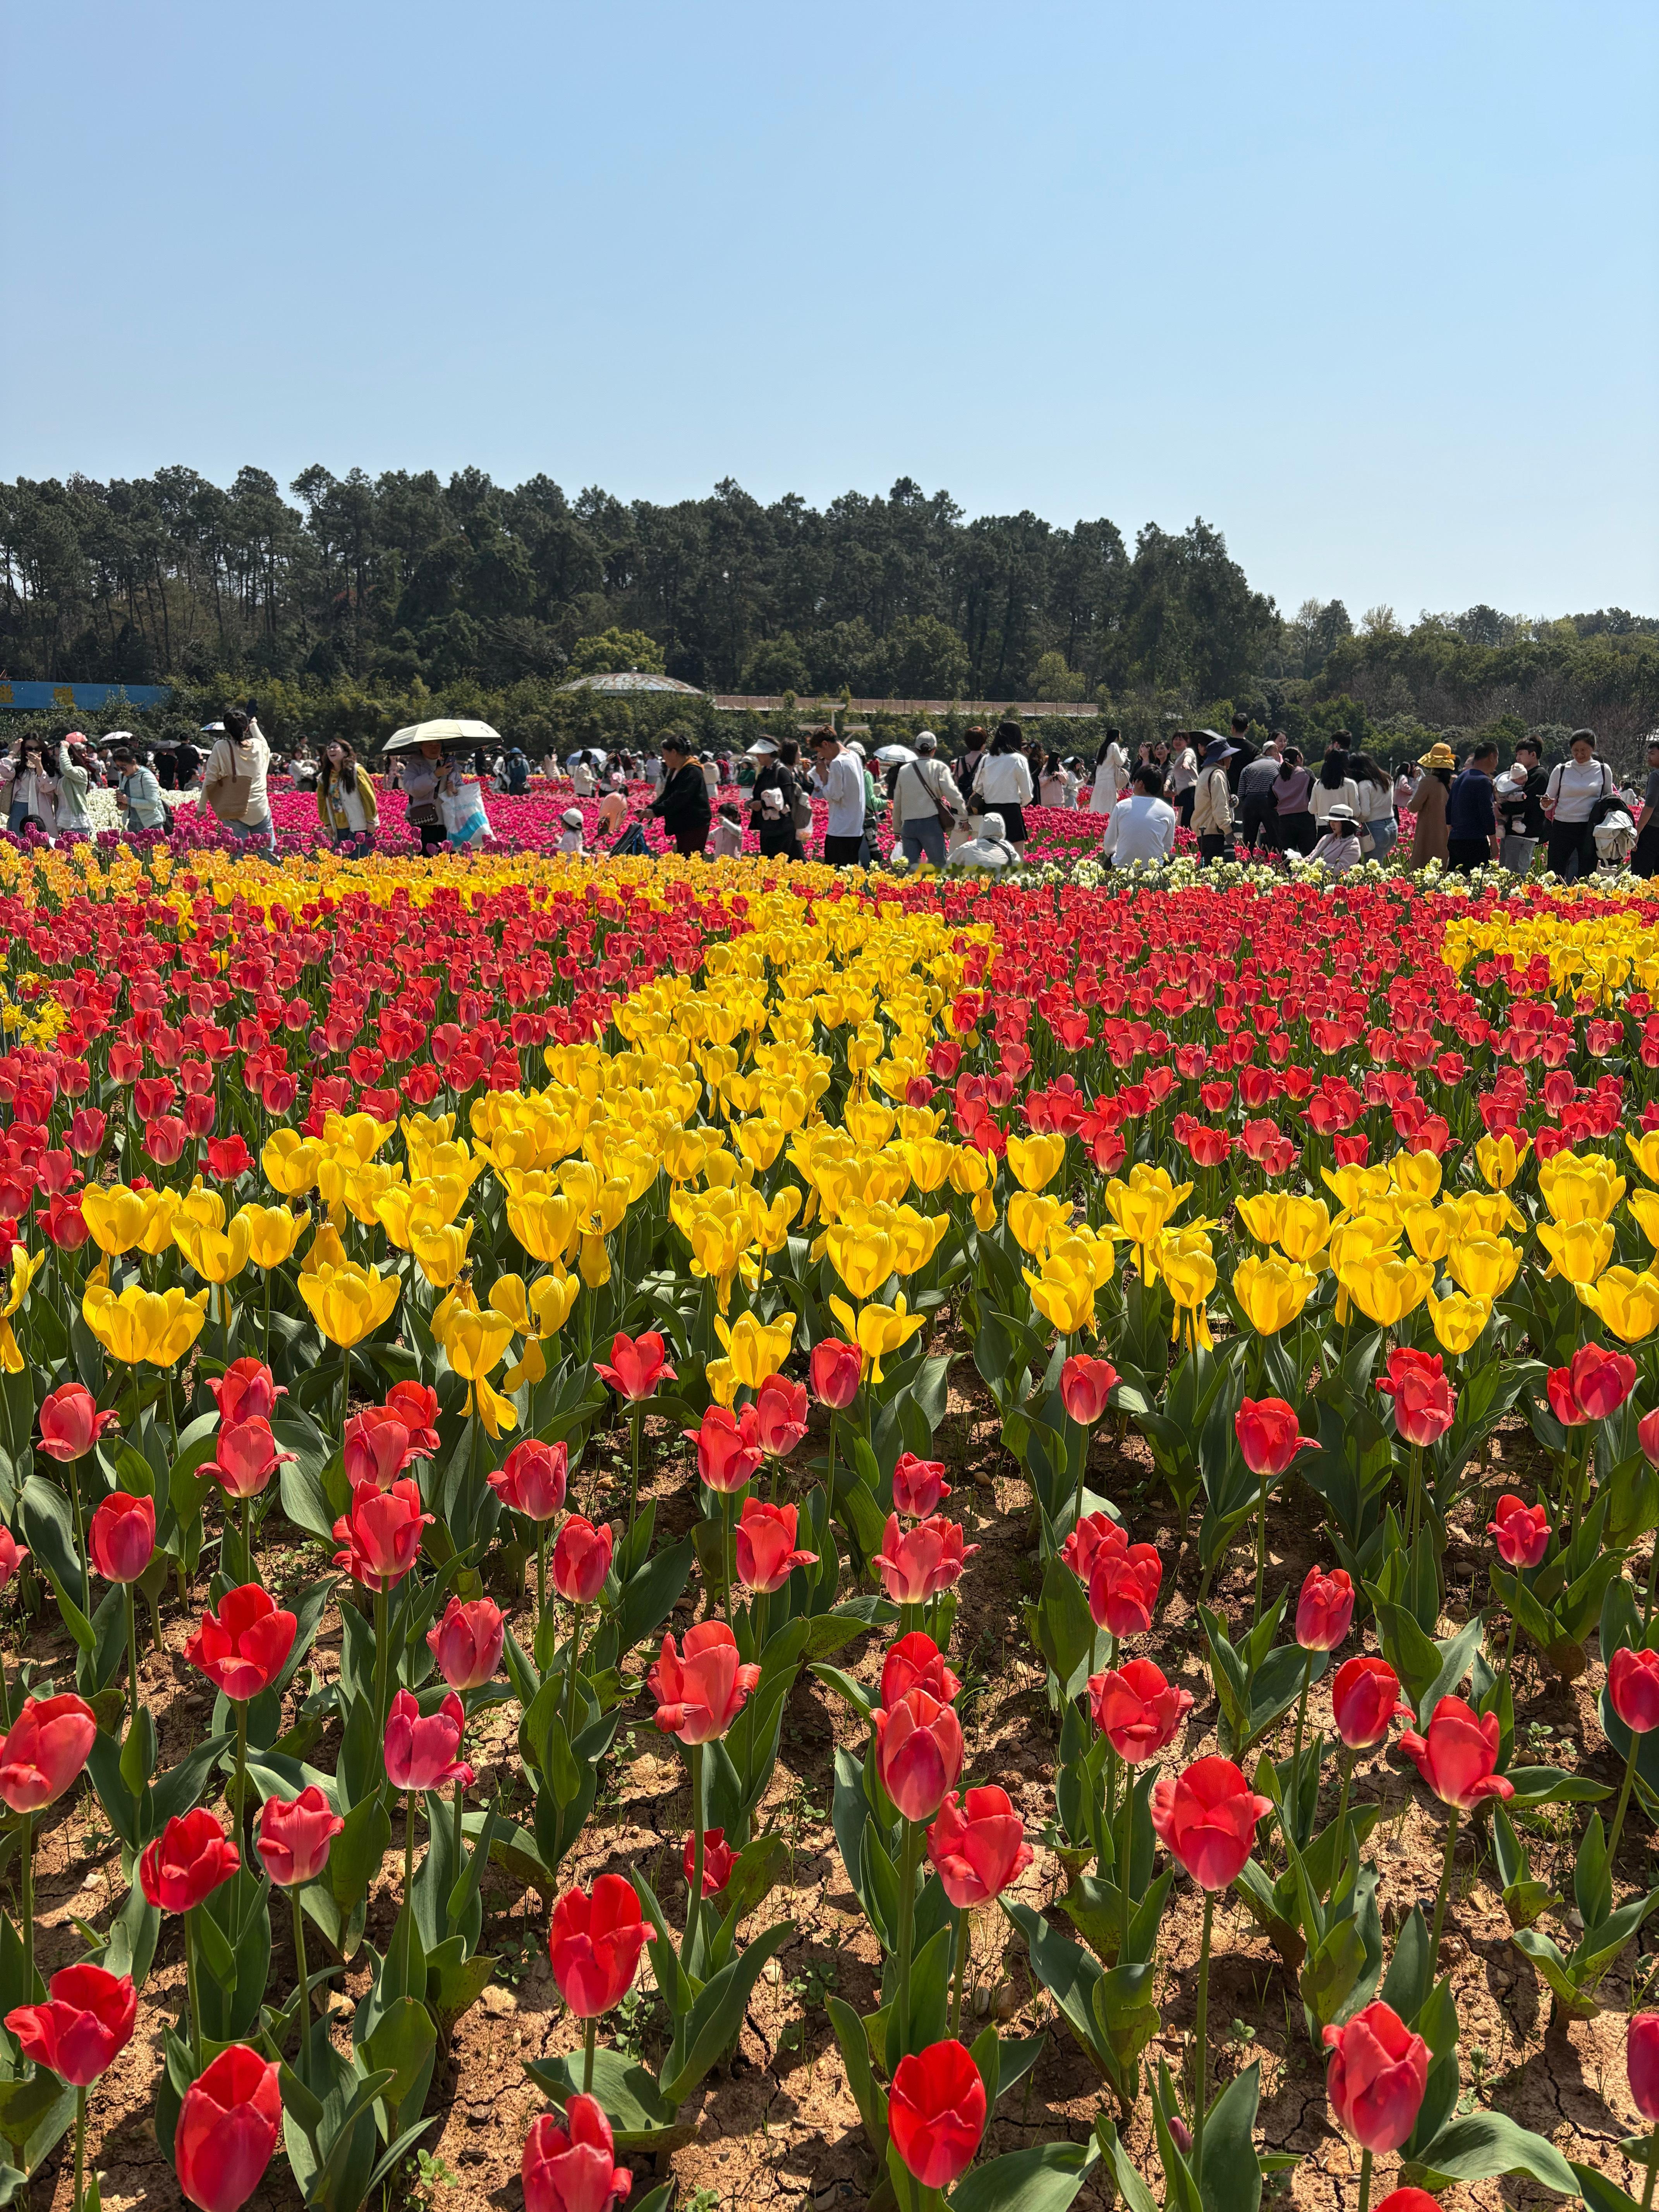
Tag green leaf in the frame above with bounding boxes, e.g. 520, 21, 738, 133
1030, 1553, 1098, 1699
1403, 2111, 1579, 2195
826, 1994, 885, 2155
951, 2141, 1098, 2212
1199, 2060, 1261, 2212
658, 1919, 795, 2107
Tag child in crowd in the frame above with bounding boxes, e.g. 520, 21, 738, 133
712, 802, 744, 859
556, 806, 585, 855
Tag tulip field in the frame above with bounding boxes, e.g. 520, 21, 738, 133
3, 838, 1659, 2212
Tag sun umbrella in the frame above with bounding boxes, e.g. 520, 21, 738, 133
873, 744, 918, 766
383, 717, 500, 753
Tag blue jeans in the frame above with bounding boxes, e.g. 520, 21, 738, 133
1367, 816, 1399, 864
901, 817, 947, 867
225, 814, 276, 852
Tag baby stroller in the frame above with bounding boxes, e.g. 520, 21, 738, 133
610, 821, 651, 857
1592, 792, 1638, 871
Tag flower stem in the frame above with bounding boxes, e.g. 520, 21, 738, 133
825, 1410, 838, 1522
72, 2083, 86, 2212
895, 1816, 921, 2054
626, 1405, 642, 1544
948, 1906, 971, 2038
18, 1814, 32, 1999
563, 1604, 584, 1736
1643, 2124, 1659, 2212
1252, 1465, 1270, 1623
124, 1582, 140, 1733
373, 1582, 389, 1747
1332, 1747, 1354, 1891
1291, 1651, 1315, 1828
292, 1886, 311, 2061
1609, 1728, 1644, 1868
1192, 1890, 1216, 2169
452, 1774, 465, 1929
582, 2016, 597, 2096
1118, 1779, 1135, 1963
185, 1905, 203, 2068
535, 1522, 547, 1634
1357, 2146, 1373, 2212
1428, 1806, 1461, 1968
683, 1742, 705, 1972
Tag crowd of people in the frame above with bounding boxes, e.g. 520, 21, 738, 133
3, 704, 1653, 883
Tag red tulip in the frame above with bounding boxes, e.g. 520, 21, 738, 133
682, 1827, 739, 1898
648, 1622, 762, 1743
1060, 1353, 1120, 1425
427, 1595, 506, 1690
594, 1331, 673, 1401
1235, 1397, 1315, 1477
343, 1408, 421, 1491
552, 1515, 615, 1604
685, 1403, 763, 1495
185, 1584, 297, 1702
4, 1961, 136, 2084
384, 1381, 441, 1455
888, 2038, 986, 2190
1548, 1343, 1637, 1425
0, 1524, 25, 1590
0, 1693, 97, 1812
1322, 2001, 1430, 2151
257, 1786, 345, 1887
548, 1874, 645, 2016
522, 2097, 632, 2212
874, 1685, 965, 1823
1373, 2194, 1445, 2212
1084, 1532, 1162, 1638
140, 1808, 241, 1913
881, 1631, 962, 1709
926, 1786, 1033, 1907
1087, 1657, 1194, 1763
1058, 1510, 1123, 1582
872, 1513, 978, 1606
1629, 2012, 1659, 2122
384, 1688, 474, 1792
1640, 1408, 1659, 1468
204, 1416, 292, 1501
1332, 1656, 1401, 1749
1375, 1347, 1457, 1446
1487, 1493, 1549, 1569
173, 2042, 283, 2212
331, 1476, 432, 1591
88, 1490, 155, 1583
1150, 1755, 1273, 1889
753, 1373, 809, 1457
1295, 1566, 1355, 1652
1610, 1647, 1659, 1734
891, 1452, 951, 1519
488, 1436, 568, 1520
38, 1382, 118, 1463
206, 1358, 282, 1426
809, 1337, 862, 1409
733, 1499, 817, 1594
1397, 1696, 1515, 1810
205, 1137, 254, 1182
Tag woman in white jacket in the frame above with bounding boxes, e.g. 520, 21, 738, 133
971, 724, 1034, 853
54, 737, 95, 836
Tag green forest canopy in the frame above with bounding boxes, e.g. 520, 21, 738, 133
2, 466, 1655, 762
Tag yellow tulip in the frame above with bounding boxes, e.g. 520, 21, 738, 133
733, 1117, 787, 1172
1535, 1218, 1615, 1286
1475, 1132, 1530, 1190
900, 1137, 956, 1194
971, 1189, 997, 1232
823, 1220, 897, 1302
262, 1129, 321, 1197
0, 1246, 41, 1370
320, 1109, 397, 1164
1327, 1214, 1401, 1274
1537, 1150, 1625, 1221
177, 1183, 226, 1234
1627, 1128, 1659, 1185
81, 1183, 162, 1257
1388, 1151, 1443, 1203
235, 1204, 308, 1271
298, 1261, 401, 1348
1446, 1189, 1525, 1238
1007, 1192, 1068, 1256
1152, 1224, 1217, 1347
1023, 1255, 1097, 1336
826, 1293, 927, 1383
948, 1147, 996, 1198
1578, 1266, 1659, 1345
1232, 1252, 1316, 1335
1276, 1197, 1334, 1264
1401, 1204, 1457, 1264
1105, 1165, 1193, 1268
714, 1309, 798, 1389
83, 1275, 208, 1367
1321, 1162, 1394, 1214
1427, 1288, 1492, 1354
704, 1356, 739, 1409
577, 1233, 612, 1290
1005, 1132, 1067, 1193
137, 1189, 184, 1259
1444, 1234, 1523, 1300
173, 1214, 254, 1286
412, 1219, 475, 1288
752, 1187, 802, 1257
505, 1186, 579, 1266
1630, 1188, 1659, 1248
1233, 1192, 1285, 1248
1337, 1251, 1434, 1328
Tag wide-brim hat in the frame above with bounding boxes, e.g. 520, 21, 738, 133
1417, 743, 1456, 769
1325, 804, 1355, 821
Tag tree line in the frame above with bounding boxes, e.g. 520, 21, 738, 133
1, 465, 1654, 763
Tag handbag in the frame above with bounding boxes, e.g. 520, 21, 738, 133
204, 740, 253, 824
790, 774, 813, 833
907, 761, 956, 830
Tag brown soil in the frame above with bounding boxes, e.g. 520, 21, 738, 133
10, 1357, 1648, 2212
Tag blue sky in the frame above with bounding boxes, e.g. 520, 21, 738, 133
5, 0, 1655, 620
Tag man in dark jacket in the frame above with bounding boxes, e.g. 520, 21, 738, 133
650, 733, 711, 857
1498, 737, 1548, 874
1446, 743, 1499, 872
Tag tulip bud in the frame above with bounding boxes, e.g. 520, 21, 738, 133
682, 1827, 738, 1898
888, 2039, 986, 2189
1234, 1397, 1314, 1477
926, 1786, 1033, 1908
1295, 1566, 1355, 1653
522, 2099, 631, 2212
488, 1436, 568, 1520
880, 1631, 962, 1709
1322, 2002, 1430, 2152
809, 1337, 862, 1410
88, 1491, 156, 1585
1487, 1493, 1549, 1569
384, 1688, 474, 1793
1629, 2012, 1659, 2122
594, 1331, 674, 1401
684, 1404, 763, 1496
0, 1525, 26, 1591
173, 2044, 283, 2212
552, 1515, 615, 1604
872, 1513, 978, 1606
256, 1786, 345, 1887
1331, 1656, 1401, 1750
1610, 1647, 1659, 1735
875, 1685, 965, 1824
1087, 1656, 1194, 1763
1375, 1348, 1457, 1446
0, 1693, 97, 1813
185, 1584, 298, 1702
206, 1358, 282, 1426
891, 1452, 951, 1520
733, 1498, 817, 1594
38, 1382, 118, 1463
752, 1373, 809, 1457
1397, 1696, 1515, 1811
140, 1808, 241, 1914
1060, 1352, 1119, 1425
548, 1874, 645, 2017
427, 1595, 506, 1690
